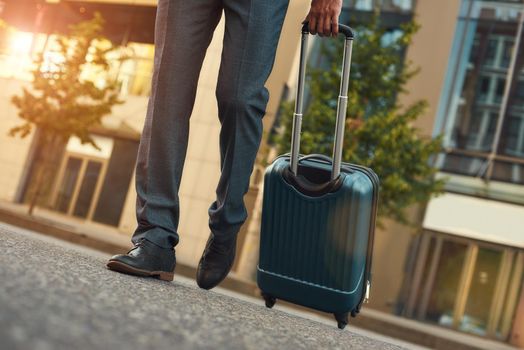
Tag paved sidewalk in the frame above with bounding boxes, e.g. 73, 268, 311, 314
0, 223, 423, 350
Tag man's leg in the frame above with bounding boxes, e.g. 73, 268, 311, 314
197, 0, 290, 289
132, 0, 222, 249
107, 0, 222, 280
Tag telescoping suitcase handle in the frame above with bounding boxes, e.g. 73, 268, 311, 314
289, 22, 355, 181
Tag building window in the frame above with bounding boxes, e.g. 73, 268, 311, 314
353, 0, 373, 11
50, 135, 112, 220
0, 30, 46, 80
345, 0, 413, 13
436, 0, 524, 185
49, 134, 139, 227
114, 42, 154, 97
0, 22, 154, 97
404, 231, 524, 341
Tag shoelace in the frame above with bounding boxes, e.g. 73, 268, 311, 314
127, 239, 146, 254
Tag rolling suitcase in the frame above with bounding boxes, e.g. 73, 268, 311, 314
257, 23, 379, 329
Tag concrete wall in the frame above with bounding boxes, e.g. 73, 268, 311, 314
400, 0, 461, 135
0, 78, 35, 202
368, 216, 418, 313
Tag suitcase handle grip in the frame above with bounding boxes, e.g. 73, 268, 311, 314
289, 23, 354, 181
282, 165, 344, 197
297, 153, 334, 164
301, 22, 354, 39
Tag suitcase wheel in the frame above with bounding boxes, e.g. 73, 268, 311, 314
351, 309, 358, 318
334, 312, 349, 330
261, 292, 276, 309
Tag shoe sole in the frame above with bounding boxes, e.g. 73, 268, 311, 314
106, 260, 174, 282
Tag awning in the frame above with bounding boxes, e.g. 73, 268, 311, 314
423, 192, 524, 248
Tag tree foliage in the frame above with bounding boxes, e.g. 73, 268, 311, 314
8, 12, 125, 213
273, 15, 444, 224
9, 12, 123, 148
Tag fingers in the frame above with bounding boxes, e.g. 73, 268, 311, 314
317, 16, 325, 37
309, 14, 317, 35
331, 15, 339, 37
323, 15, 332, 37
306, 0, 342, 36
304, 14, 339, 37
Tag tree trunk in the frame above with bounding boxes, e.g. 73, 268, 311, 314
28, 131, 55, 215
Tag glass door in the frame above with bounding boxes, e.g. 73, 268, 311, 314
407, 232, 524, 340
422, 240, 469, 326
54, 157, 82, 213
52, 154, 106, 220
72, 160, 103, 218
459, 247, 503, 335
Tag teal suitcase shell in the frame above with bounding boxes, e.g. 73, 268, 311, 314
257, 23, 379, 329
257, 153, 378, 328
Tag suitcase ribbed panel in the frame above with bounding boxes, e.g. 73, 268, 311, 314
259, 158, 373, 293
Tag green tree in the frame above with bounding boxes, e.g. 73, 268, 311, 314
273, 16, 444, 225
9, 12, 124, 215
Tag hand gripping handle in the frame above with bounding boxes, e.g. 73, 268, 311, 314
301, 22, 354, 39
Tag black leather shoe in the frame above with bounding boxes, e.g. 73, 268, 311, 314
106, 239, 176, 281
196, 233, 237, 290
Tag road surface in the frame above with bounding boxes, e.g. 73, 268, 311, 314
0, 223, 424, 350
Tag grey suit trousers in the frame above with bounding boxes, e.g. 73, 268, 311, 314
131, 0, 290, 248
